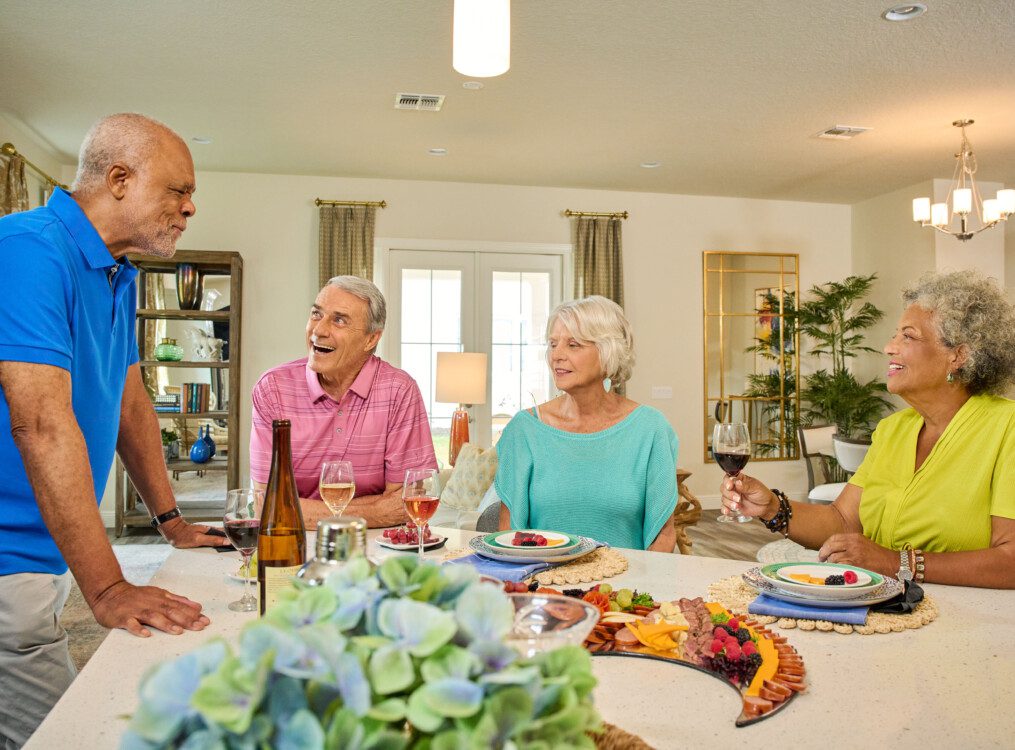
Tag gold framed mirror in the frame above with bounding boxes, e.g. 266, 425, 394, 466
703, 251, 799, 461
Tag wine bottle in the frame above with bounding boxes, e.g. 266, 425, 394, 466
257, 419, 306, 615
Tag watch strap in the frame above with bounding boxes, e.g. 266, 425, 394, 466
898, 544, 914, 582
150, 507, 183, 528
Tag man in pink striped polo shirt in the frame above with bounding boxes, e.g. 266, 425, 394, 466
250, 276, 436, 527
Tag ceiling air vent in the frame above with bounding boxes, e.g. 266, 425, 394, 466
394, 93, 445, 112
815, 125, 871, 140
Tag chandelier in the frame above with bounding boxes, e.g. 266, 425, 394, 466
912, 120, 1015, 241
452, 0, 510, 78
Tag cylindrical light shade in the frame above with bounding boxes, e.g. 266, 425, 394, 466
436, 352, 488, 404
912, 197, 931, 222
952, 188, 972, 214
997, 189, 1015, 215
931, 202, 949, 227
453, 0, 511, 77
983, 198, 1001, 223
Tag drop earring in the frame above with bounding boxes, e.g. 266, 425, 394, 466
946, 371, 955, 383
603, 377, 613, 392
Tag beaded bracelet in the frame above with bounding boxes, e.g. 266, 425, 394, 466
762, 489, 792, 537
914, 548, 925, 583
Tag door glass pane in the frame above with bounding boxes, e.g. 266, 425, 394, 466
490, 271, 551, 446
399, 269, 463, 462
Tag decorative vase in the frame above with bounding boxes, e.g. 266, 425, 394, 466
189, 436, 211, 464
175, 263, 203, 310
832, 434, 871, 474
200, 425, 217, 458
153, 338, 184, 361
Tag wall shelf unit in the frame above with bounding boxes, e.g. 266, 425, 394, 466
114, 249, 243, 535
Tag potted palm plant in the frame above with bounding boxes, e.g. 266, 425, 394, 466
797, 274, 892, 471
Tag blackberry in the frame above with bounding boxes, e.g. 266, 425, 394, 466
824, 574, 846, 586
562, 588, 586, 598
528, 581, 539, 592
744, 652, 763, 683
734, 628, 752, 645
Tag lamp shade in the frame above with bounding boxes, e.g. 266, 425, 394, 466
436, 352, 488, 404
452, 0, 510, 77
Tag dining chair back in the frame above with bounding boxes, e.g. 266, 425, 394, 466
798, 425, 848, 503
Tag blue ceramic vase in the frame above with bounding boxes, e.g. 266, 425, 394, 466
189, 434, 211, 464
201, 425, 217, 458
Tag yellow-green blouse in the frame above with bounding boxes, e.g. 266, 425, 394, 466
850, 394, 1015, 553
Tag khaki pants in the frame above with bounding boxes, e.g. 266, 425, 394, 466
0, 572, 76, 749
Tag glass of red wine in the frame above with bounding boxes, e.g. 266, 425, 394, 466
713, 422, 752, 524
223, 488, 263, 612
402, 468, 441, 563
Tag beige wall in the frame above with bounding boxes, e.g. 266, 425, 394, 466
167, 170, 850, 510
0, 113, 67, 207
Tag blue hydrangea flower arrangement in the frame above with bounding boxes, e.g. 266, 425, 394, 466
120, 556, 601, 749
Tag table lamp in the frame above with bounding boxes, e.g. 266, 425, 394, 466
435, 352, 488, 466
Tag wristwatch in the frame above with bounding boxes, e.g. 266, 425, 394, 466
897, 544, 914, 582
150, 507, 183, 528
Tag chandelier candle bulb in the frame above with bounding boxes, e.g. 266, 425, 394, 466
983, 199, 1001, 224
952, 188, 972, 215
931, 202, 949, 227
912, 197, 931, 223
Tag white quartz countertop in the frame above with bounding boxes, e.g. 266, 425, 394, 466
27, 528, 1015, 748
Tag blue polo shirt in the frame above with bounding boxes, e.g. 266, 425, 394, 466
0, 188, 139, 575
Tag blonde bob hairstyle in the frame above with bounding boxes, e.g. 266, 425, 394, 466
546, 296, 635, 385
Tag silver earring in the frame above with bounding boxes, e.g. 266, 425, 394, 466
603, 377, 612, 392
946, 372, 954, 383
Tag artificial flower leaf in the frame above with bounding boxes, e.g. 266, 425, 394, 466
368, 644, 416, 695
376, 599, 457, 657
420, 645, 480, 683
406, 688, 447, 734
267, 675, 309, 727
191, 652, 270, 735
366, 697, 408, 722
265, 586, 338, 630
324, 707, 365, 750
332, 650, 372, 716
454, 584, 513, 644
470, 686, 533, 747
177, 730, 226, 750
377, 557, 410, 593
275, 709, 325, 750
417, 678, 484, 718
478, 665, 540, 687
430, 729, 472, 750
467, 640, 518, 673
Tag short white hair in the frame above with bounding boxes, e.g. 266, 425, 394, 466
325, 275, 386, 333
71, 113, 179, 193
546, 296, 635, 384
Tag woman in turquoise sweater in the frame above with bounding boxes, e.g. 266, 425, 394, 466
496, 296, 678, 551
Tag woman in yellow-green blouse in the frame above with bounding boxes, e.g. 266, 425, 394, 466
722, 270, 1015, 588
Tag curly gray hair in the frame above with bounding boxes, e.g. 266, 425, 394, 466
902, 270, 1015, 395
546, 296, 635, 384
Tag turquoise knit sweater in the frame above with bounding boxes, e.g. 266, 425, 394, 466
494, 406, 678, 549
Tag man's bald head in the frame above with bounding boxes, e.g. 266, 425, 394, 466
71, 113, 185, 195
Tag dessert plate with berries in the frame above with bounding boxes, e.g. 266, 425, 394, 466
469, 533, 600, 564
743, 566, 902, 607
376, 524, 448, 552
759, 562, 885, 601
484, 530, 580, 555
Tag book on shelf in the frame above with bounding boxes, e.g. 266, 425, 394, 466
180, 382, 211, 413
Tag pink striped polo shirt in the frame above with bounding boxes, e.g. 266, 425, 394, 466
249, 355, 437, 499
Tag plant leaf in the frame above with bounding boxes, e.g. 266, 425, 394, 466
275, 709, 325, 750
366, 697, 408, 722
191, 652, 270, 735
454, 584, 513, 644
420, 645, 480, 683
376, 599, 457, 657
406, 687, 447, 733
368, 644, 416, 695
417, 678, 484, 718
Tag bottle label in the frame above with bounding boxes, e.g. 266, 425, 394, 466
261, 565, 303, 613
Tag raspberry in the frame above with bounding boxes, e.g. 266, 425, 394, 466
710, 638, 725, 654
844, 570, 858, 584
536, 537, 547, 546
825, 574, 846, 585
742, 641, 757, 657
725, 642, 742, 661
727, 618, 739, 630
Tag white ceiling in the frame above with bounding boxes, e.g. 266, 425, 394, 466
2, 0, 1014, 204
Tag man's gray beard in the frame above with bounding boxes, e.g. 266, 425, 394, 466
125, 203, 178, 258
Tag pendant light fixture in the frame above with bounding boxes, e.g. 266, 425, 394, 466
452, 0, 510, 78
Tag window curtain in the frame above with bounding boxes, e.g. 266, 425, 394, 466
0, 154, 30, 217
572, 216, 624, 307
318, 204, 376, 286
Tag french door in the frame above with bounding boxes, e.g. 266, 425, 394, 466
386, 249, 563, 456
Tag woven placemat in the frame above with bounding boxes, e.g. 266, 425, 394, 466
442, 546, 629, 585
591, 721, 655, 750
707, 575, 938, 635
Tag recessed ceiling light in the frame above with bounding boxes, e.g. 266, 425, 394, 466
428, 147, 448, 156
881, 3, 927, 21
191, 136, 213, 145
462, 81, 484, 90
640, 161, 662, 169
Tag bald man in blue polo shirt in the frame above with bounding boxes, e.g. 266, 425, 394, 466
0, 113, 225, 747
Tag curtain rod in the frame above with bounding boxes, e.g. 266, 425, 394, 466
315, 198, 387, 208
1, 142, 67, 189
563, 209, 628, 219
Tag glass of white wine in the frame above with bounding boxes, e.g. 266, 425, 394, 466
319, 460, 356, 515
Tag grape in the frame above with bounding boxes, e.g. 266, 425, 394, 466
598, 584, 613, 595
615, 588, 633, 609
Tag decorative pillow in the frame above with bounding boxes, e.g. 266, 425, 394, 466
440, 443, 498, 510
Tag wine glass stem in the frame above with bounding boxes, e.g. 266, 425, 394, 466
242, 551, 254, 604
418, 532, 424, 563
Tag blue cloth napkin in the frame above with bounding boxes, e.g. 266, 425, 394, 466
748, 593, 869, 625
443, 554, 552, 583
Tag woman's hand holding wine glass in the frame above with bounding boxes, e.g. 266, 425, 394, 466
713, 422, 753, 524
